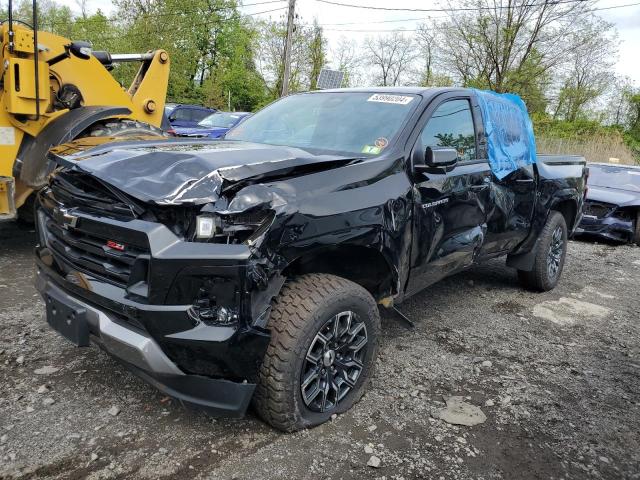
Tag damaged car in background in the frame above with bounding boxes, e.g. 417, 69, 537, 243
33, 88, 587, 431
575, 162, 640, 245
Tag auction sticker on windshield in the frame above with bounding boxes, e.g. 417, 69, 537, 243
367, 94, 414, 105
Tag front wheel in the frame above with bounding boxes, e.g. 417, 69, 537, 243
517, 211, 568, 291
253, 273, 380, 432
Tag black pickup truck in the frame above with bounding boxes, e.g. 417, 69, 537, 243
34, 88, 587, 431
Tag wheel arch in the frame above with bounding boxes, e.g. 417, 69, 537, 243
282, 244, 397, 301
550, 198, 578, 231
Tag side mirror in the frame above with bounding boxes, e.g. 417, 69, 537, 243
414, 146, 458, 173
426, 146, 458, 166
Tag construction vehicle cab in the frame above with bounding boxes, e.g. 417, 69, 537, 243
0, 0, 170, 221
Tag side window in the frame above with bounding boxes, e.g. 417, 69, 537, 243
421, 99, 476, 161
191, 109, 211, 122
172, 108, 192, 121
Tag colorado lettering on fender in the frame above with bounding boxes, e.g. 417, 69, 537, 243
422, 198, 449, 209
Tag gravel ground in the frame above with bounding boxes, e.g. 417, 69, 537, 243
1, 221, 639, 480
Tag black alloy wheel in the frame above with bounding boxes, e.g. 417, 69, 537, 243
300, 310, 368, 413
547, 225, 564, 280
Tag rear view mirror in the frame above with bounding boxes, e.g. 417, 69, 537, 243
426, 146, 458, 166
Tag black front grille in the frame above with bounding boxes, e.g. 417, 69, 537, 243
584, 201, 614, 218
44, 215, 148, 287
49, 170, 138, 219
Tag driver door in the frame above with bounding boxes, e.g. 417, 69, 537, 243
405, 95, 492, 297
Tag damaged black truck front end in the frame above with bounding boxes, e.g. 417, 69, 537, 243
34, 88, 587, 431
34, 139, 360, 416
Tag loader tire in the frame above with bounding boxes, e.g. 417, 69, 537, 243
253, 273, 380, 432
86, 119, 166, 138
517, 211, 568, 292
14, 120, 164, 225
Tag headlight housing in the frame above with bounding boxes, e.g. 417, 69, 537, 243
193, 210, 274, 244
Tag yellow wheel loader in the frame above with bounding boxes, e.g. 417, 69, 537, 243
0, 1, 170, 222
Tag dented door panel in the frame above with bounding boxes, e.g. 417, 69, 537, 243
405, 161, 491, 296
482, 164, 536, 255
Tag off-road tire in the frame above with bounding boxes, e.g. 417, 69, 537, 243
253, 273, 380, 432
633, 210, 640, 246
86, 119, 166, 138
517, 211, 568, 291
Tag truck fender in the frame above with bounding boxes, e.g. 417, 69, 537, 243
15, 106, 132, 189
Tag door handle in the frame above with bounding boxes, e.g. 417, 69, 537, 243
515, 178, 534, 183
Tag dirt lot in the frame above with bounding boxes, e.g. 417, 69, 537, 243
1, 221, 639, 480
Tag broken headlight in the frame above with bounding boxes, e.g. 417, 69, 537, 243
196, 215, 221, 239
194, 210, 274, 244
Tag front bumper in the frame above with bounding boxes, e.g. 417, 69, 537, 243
36, 266, 259, 417
33, 194, 278, 417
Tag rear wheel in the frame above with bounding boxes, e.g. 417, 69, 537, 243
517, 211, 568, 291
253, 273, 380, 432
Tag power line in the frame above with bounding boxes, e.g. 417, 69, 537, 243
589, 0, 640, 10
320, 15, 447, 25
35, 4, 287, 29
244, 5, 288, 14
318, 0, 640, 30
314, 0, 592, 13
31, 0, 640, 34
319, 0, 640, 24
239, 0, 287, 6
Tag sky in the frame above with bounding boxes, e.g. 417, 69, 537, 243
55, 0, 640, 85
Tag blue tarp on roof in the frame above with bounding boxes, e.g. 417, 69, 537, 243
473, 89, 536, 180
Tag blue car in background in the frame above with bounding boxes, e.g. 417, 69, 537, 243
171, 111, 252, 139
164, 103, 217, 128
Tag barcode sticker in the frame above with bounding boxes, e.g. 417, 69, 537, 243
367, 94, 414, 105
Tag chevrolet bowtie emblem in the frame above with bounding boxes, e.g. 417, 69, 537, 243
53, 206, 78, 229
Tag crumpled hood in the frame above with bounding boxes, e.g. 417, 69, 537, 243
49, 139, 359, 206
587, 185, 640, 207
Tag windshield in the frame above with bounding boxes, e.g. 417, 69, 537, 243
589, 164, 640, 193
226, 92, 418, 155
164, 105, 175, 116
199, 112, 244, 128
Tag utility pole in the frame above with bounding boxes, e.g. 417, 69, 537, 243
281, 0, 296, 97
